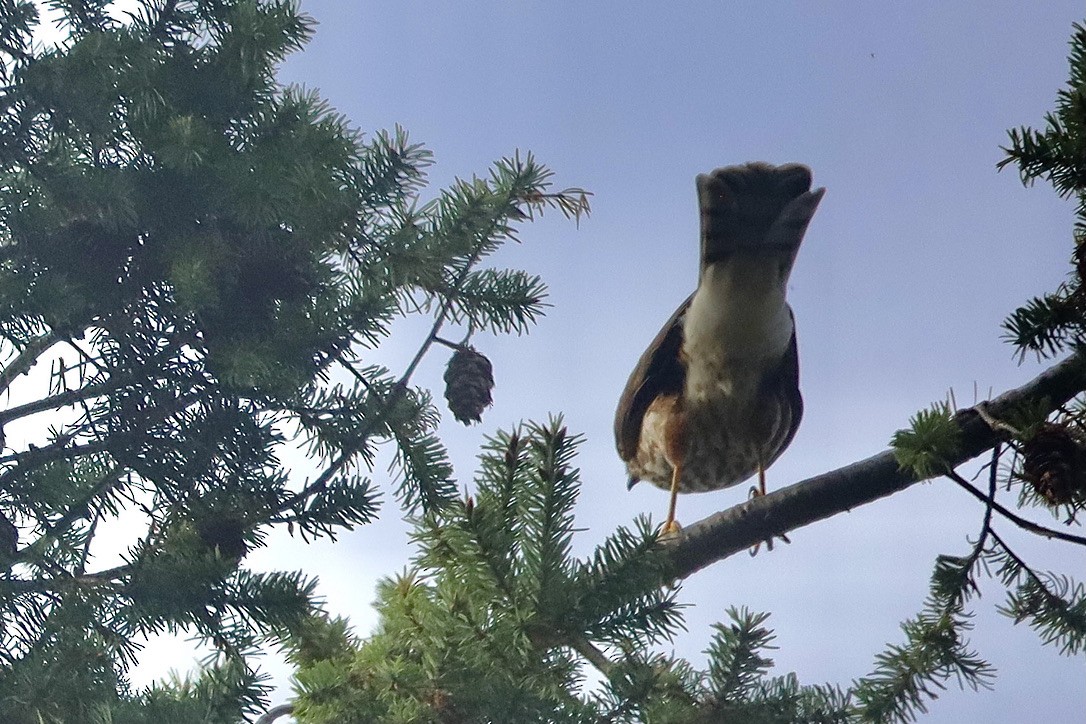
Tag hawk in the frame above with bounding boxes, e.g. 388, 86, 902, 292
614, 163, 824, 533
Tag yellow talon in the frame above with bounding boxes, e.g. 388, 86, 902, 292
661, 519, 683, 537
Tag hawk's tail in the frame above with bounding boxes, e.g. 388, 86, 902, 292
696, 162, 825, 264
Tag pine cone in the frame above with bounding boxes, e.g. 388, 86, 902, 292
443, 346, 494, 425
196, 513, 248, 560
1020, 422, 1086, 505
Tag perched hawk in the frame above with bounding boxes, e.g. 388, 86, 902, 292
614, 163, 824, 533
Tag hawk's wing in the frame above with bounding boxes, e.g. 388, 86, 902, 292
614, 299, 804, 469
614, 293, 691, 462
759, 311, 804, 467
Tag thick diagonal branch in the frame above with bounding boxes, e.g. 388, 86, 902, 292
0, 332, 59, 397
662, 351, 1086, 581
0, 379, 117, 425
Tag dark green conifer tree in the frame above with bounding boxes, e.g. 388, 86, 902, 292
0, 1, 585, 721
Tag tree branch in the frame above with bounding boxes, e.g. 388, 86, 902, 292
662, 350, 1086, 581
0, 564, 131, 594
567, 634, 615, 679
945, 468, 1086, 546
0, 379, 116, 425
255, 704, 294, 724
0, 332, 58, 397
0, 438, 113, 478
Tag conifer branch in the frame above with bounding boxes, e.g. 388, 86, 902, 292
398, 170, 528, 390
663, 350, 1086, 582
0, 380, 117, 425
986, 527, 1086, 657
255, 703, 294, 724
945, 468, 1086, 546
0, 563, 131, 594
33, 465, 125, 552
0, 332, 58, 397
988, 528, 1045, 589
0, 438, 113, 481
274, 373, 407, 516
0, 385, 202, 488
567, 634, 616, 679
975, 446, 1000, 556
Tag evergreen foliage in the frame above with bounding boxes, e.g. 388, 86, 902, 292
0, 1, 586, 719
890, 403, 960, 480
1000, 21, 1086, 359
288, 420, 850, 723
289, 419, 1083, 724
858, 21, 1086, 722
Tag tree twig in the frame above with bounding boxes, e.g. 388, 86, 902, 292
0, 563, 131, 594
987, 527, 1055, 600
975, 446, 1000, 554
661, 350, 1086, 582
944, 468, 1086, 546
24, 465, 126, 566
432, 335, 463, 350
949, 446, 1003, 589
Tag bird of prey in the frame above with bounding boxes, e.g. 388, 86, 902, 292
614, 162, 824, 534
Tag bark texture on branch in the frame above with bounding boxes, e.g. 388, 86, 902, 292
255, 703, 294, 724
663, 351, 1086, 581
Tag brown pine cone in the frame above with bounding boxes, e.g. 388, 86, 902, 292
196, 513, 248, 560
443, 346, 494, 425
1020, 422, 1086, 505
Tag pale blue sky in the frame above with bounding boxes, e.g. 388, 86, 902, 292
207, 2, 1086, 720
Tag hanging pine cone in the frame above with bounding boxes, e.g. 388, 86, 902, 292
443, 346, 494, 425
1020, 422, 1086, 505
196, 513, 248, 560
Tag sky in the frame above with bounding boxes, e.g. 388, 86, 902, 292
108, 1, 1086, 721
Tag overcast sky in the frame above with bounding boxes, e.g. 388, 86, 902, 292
117, 2, 1086, 720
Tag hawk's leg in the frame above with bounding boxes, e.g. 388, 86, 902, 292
748, 463, 790, 554
663, 462, 682, 535
662, 408, 686, 536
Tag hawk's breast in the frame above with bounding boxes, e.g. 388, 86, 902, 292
629, 361, 798, 494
